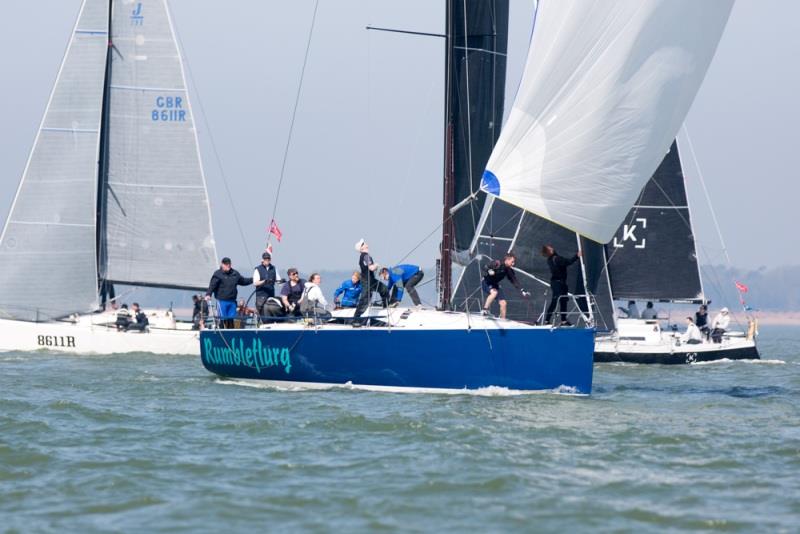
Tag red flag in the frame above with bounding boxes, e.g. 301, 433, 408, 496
735, 281, 749, 293
266, 243, 273, 255
268, 220, 282, 242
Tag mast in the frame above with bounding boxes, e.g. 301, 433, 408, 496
439, 1, 455, 309
96, 0, 114, 306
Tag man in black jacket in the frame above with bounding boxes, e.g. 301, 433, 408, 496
541, 244, 581, 326
481, 253, 528, 319
206, 257, 253, 329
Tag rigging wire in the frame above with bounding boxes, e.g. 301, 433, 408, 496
171, 15, 251, 260
268, 0, 321, 244
682, 125, 751, 322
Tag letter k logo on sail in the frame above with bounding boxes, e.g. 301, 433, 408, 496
612, 217, 647, 249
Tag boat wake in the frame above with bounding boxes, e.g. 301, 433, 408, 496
690, 358, 785, 366
214, 378, 585, 397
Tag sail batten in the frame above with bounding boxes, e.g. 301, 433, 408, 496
481, 0, 735, 243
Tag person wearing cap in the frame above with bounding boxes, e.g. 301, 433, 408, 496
253, 251, 279, 320
710, 307, 731, 343
206, 257, 253, 329
353, 239, 389, 326
280, 268, 306, 318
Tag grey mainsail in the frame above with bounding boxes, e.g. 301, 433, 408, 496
0, 0, 108, 321
605, 141, 704, 303
103, 0, 216, 289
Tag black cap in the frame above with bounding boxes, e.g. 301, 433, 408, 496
221, 257, 231, 265
262, 252, 272, 260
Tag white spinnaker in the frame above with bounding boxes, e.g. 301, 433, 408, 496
481, 0, 734, 243
104, 0, 216, 289
0, 0, 108, 321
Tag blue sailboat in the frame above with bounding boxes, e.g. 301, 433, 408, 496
200, 0, 735, 393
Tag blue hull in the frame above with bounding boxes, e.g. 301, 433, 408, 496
200, 327, 595, 394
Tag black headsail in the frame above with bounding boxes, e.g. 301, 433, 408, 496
440, 0, 509, 307
605, 141, 704, 303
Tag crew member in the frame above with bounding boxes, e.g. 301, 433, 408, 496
618, 300, 640, 319
695, 304, 710, 338
116, 304, 131, 331
127, 302, 149, 332
353, 239, 389, 326
710, 307, 730, 343
680, 316, 703, 345
253, 251, 279, 320
280, 268, 306, 318
641, 301, 658, 320
481, 253, 527, 320
542, 244, 581, 326
192, 294, 209, 330
300, 273, 331, 321
206, 257, 253, 329
334, 272, 362, 309
379, 264, 424, 307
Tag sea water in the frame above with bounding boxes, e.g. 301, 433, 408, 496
1, 326, 798, 531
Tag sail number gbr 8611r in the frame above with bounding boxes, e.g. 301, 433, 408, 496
37, 335, 76, 348
152, 96, 186, 122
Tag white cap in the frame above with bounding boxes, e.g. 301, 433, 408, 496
354, 238, 366, 252
721, 307, 729, 313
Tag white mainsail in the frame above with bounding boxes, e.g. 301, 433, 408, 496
0, 0, 108, 321
480, 0, 735, 243
104, 0, 216, 289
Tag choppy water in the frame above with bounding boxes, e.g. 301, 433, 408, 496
1, 326, 798, 532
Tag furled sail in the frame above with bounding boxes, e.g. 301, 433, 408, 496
103, 0, 216, 289
446, 0, 509, 256
0, 0, 108, 321
479, 0, 735, 244
606, 141, 704, 302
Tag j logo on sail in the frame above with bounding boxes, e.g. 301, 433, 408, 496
131, 3, 144, 26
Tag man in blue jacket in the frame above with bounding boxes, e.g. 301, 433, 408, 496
379, 264, 424, 307
333, 271, 362, 308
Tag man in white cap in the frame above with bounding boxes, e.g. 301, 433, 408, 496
710, 307, 731, 343
352, 239, 388, 326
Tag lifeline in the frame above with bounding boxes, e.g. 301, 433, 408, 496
203, 337, 291, 374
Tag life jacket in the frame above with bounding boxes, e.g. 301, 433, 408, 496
116, 308, 131, 324
254, 263, 276, 297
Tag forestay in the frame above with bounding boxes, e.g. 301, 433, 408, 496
480, 0, 735, 243
0, 0, 108, 321
104, 0, 216, 289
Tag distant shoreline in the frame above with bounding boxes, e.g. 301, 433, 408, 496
751, 311, 800, 326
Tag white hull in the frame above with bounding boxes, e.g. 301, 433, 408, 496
594, 318, 759, 364
0, 310, 200, 355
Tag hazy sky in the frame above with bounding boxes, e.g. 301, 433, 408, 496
0, 1, 797, 274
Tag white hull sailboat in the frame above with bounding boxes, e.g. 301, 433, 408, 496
0, 0, 216, 355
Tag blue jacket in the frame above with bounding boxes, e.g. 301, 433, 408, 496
386, 264, 420, 300
334, 279, 362, 307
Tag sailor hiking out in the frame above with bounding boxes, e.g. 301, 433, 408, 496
481, 253, 528, 320
353, 239, 389, 326
380, 264, 424, 307
206, 257, 253, 329
541, 244, 581, 326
